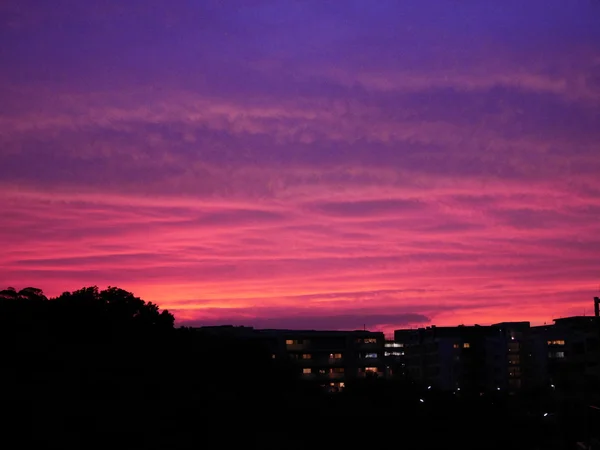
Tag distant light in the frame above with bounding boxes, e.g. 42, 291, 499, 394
428, 385, 432, 390
550, 384, 555, 389
419, 398, 424, 403
543, 413, 548, 417
457, 387, 461, 391
497, 387, 501, 390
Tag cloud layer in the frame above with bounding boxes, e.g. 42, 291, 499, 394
1, 0, 600, 335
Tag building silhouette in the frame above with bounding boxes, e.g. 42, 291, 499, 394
193, 297, 599, 398
194, 326, 385, 391
393, 297, 600, 394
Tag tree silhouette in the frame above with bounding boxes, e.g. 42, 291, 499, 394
49, 286, 175, 338
0, 286, 47, 301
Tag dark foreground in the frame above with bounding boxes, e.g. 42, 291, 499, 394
4, 332, 596, 450
2, 286, 597, 449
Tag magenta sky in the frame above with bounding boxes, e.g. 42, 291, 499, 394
1, 0, 600, 335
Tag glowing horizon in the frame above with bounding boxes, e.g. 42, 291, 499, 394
2, 0, 600, 336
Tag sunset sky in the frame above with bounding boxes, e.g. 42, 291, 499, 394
1, 0, 600, 334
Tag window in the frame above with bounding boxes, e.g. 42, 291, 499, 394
302, 368, 311, 374
463, 343, 470, 348
547, 340, 565, 346
364, 367, 378, 372
271, 354, 276, 359
285, 339, 294, 345
365, 353, 378, 358
385, 342, 403, 348
363, 338, 378, 344
302, 353, 312, 359
385, 351, 404, 356
548, 351, 565, 359
286, 339, 306, 345
509, 379, 521, 388
453, 343, 460, 349
329, 353, 342, 359
330, 368, 344, 373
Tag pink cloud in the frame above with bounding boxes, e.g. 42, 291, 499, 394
2, 0, 600, 332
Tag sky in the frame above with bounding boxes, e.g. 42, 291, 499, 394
1, 0, 600, 335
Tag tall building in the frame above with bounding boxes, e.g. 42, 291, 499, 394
530, 315, 600, 393
485, 322, 534, 391
384, 337, 407, 378
398, 325, 491, 392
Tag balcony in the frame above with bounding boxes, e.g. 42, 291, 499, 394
358, 371, 384, 378
328, 372, 344, 380
286, 343, 308, 351
358, 342, 381, 350
360, 358, 380, 364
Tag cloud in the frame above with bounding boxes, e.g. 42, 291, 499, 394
179, 311, 431, 332
307, 198, 427, 218
1, 0, 600, 331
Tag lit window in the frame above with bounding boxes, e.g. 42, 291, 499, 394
365, 353, 378, 358
302, 353, 312, 359
285, 339, 294, 345
547, 340, 565, 346
548, 351, 565, 358
453, 344, 460, 349
329, 353, 342, 359
271, 354, 276, 359
463, 343, 471, 348
385, 342, 403, 348
302, 368, 311, 374
363, 338, 378, 344
364, 367, 378, 372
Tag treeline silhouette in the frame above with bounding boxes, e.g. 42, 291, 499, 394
0, 286, 583, 449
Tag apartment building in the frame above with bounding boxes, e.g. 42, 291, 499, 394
384, 338, 407, 378
260, 329, 385, 391
397, 325, 491, 392
194, 297, 599, 394
393, 297, 600, 393
530, 315, 600, 393
194, 326, 385, 391
485, 322, 534, 391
